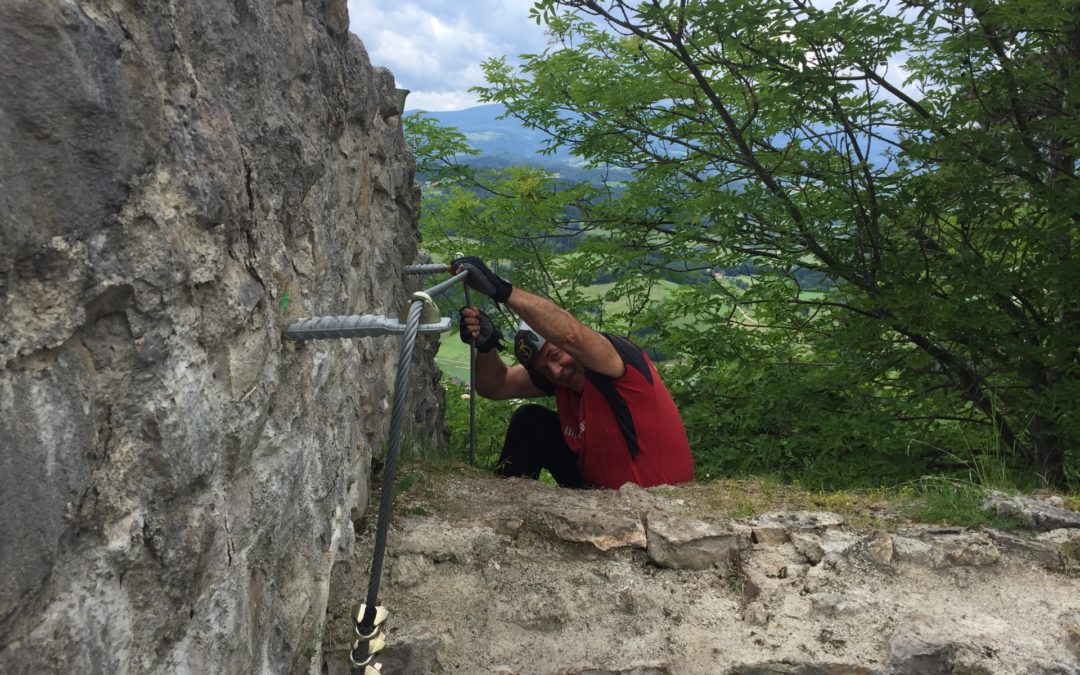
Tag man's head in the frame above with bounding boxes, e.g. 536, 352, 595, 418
514, 319, 584, 391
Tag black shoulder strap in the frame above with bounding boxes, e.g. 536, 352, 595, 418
583, 334, 650, 459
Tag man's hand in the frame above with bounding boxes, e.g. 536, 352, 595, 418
451, 256, 512, 303
459, 307, 503, 353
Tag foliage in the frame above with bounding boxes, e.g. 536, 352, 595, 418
440, 380, 544, 471
453, 0, 1080, 489
899, 476, 1031, 529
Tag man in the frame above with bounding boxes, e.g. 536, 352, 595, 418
452, 256, 694, 489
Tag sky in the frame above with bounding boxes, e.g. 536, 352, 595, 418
346, 1, 552, 112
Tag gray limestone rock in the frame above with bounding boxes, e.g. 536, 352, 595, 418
392, 517, 509, 564
820, 529, 862, 565
982, 491, 1080, 531
891, 535, 940, 568
645, 512, 739, 569
791, 531, 826, 565
893, 527, 1002, 569
1062, 613, 1080, 660
727, 662, 879, 674
887, 611, 1018, 675
390, 553, 436, 589
929, 530, 1002, 568
862, 530, 894, 566
544, 504, 647, 551
743, 601, 769, 626
1038, 529, 1080, 569
1062, 612, 1080, 661
373, 630, 443, 674
559, 667, 672, 675
808, 591, 874, 617
888, 613, 964, 675
750, 511, 845, 546
0, 1, 439, 672
555, 666, 673, 675
987, 529, 1063, 570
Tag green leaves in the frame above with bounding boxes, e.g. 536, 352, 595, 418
413, 0, 1080, 489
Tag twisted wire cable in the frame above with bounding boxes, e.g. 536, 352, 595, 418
402, 263, 448, 275
356, 269, 468, 637
359, 298, 422, 630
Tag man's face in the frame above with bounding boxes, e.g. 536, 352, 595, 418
532, 342, 585, 392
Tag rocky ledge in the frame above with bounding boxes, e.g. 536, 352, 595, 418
323, 472, 1080, 674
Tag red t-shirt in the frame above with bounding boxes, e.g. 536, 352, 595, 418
529, 334, 694, 489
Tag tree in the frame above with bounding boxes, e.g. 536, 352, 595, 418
404, 112, 675, 337
467, 0, 1079, 487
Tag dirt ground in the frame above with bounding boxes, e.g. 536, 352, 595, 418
322, 467, 1080, 674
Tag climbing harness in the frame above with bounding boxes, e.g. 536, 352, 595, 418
283, 263, 470, 674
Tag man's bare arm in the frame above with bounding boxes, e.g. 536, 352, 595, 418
459, 305, 547, 399
473, 350, 548, 400
450, 257, 624, 379
507, 287, 624, 379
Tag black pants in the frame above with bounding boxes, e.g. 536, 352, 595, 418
496, 404, 586, 488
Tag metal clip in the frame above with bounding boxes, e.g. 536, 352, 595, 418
354, 604, 389, 639
398, 291, 441, 326
348, 631, 386, 668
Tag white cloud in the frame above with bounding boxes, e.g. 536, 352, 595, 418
347, 0, 550, 111
403, 89, 486, 112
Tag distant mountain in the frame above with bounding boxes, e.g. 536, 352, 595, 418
405, 103, 581, 170
404, 104, 634, 186
407, 104, 898, 179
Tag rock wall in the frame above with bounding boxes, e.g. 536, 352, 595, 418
0, 1, 444, 672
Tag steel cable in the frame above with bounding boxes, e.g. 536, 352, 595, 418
355, 269, 469, 642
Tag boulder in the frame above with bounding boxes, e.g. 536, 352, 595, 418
749, 511, 845, 546
544, 504, 647, 551
981, 492, 1080, 531
987, 529, 1062, 570
1037, 529, 1080, 569
645, 513, 739, 569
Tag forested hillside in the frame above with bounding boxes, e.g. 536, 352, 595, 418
406, 0, 1079, 493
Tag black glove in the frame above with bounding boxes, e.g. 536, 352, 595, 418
451, 256, 512, 304
459, 307, 504, 353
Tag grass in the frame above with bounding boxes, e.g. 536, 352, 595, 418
436, 337, 474, 383
677, 474, 1061, 531
583, 279, 681, 315
384, 450, 1074, 533
898, 476, 1028, 529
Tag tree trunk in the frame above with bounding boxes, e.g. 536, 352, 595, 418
1029, 416, 1065, 489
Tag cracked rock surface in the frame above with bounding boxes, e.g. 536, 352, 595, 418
0, 1, 441, 672
325, 472, 1080, 675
